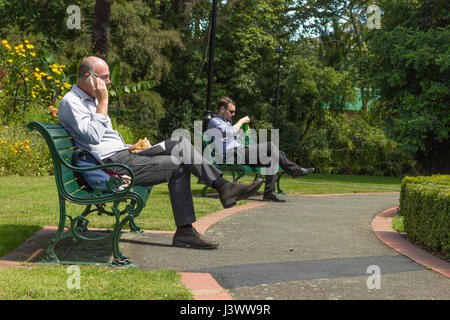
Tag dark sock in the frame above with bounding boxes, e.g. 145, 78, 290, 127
212, 176, 229, 190
178, 224, 192, 229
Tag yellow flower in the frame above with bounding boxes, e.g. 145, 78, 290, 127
26, 44, 34, 49
63, 82, 72, 89
1, 40, 8, 44
24, 40, 29, 44
46, 76, 53, 80
25, 77, 29, 81
29, 52, 36, 57
35, 67, 40, 72
7, 59, 13, 63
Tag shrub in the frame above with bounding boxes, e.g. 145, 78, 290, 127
295, 112, 416, 176
0, 39, 71, 123
400, 175, 449, 259
0, 122, 53, 176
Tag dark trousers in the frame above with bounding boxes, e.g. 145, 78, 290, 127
105, 137, 222, 227
227, 142, 301, 193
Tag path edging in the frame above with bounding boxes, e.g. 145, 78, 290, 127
371, 207, 449, 278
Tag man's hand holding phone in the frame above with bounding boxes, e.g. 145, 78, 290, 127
88, 74, 108, 117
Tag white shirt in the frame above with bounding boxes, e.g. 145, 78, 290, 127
58, 84, 128, 160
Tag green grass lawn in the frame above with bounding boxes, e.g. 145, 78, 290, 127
0, 266, 193, 300
0, 173, 401, 299
200, 173, 401, 195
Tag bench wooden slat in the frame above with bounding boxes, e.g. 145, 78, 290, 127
46, 128, 71, 139
61, 170, 76, 183
58, 148, 74, 163
54, 138, 74, 150
64, 180, 82, 194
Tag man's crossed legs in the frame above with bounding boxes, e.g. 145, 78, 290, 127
106, 137, 263, 249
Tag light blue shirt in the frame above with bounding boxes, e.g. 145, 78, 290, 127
207, 114, 242, 153
58, 84, 128, 160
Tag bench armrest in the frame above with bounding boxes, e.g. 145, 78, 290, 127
59, 159, 136, 194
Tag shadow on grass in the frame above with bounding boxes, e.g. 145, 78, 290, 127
0, 224, 42, 258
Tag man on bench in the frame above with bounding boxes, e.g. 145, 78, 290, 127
208, 96, 314, 202
58, 56, 263, 250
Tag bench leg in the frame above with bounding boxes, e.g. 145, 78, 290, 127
45, 197, 68, 263
111, 203, 132, 266
201, 184, 209, 197
276, 171, 286, 195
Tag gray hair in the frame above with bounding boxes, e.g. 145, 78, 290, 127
78, 58, 94, 78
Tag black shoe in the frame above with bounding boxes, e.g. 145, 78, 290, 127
172, 227, 219, 249
263, 191, 286, 202
291, 167, 315, 178
217, 178, 264, 208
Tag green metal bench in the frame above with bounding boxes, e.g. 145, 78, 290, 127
200, 130, 285, 197
27, 121, 151, 266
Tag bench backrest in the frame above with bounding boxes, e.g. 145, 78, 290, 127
27, 121, 90, 198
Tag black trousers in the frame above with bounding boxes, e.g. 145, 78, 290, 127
225, 141, 301, 193
105, 137, 222, 227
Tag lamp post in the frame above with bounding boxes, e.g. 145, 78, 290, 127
274, 44, 285, 129
203, 0, 218, 130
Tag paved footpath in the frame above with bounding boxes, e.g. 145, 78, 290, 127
121, 193, 450, 300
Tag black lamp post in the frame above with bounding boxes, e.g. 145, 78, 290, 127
274, 44, 285, 129
203, 0, 218, 131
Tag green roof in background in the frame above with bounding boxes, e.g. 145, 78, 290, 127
323, 88, 378, 111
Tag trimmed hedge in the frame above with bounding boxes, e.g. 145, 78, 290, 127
400, 175, 449, 259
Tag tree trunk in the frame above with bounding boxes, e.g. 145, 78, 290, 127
92, 0, 112, 60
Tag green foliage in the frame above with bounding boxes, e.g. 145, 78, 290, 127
0, 122, 53, 176
280, 56, 355, 129
392, 215, 405, 233
293, 112, 416, 176
400, 175, 450, 258
118, 90, 166, 143
0, 39, 72, 122
0, 0, 446, 176
367, 0, 450, 173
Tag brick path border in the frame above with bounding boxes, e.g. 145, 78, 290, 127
371, 207, 449, 278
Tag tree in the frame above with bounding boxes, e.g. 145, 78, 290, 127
367, 0, 450, 173
92, 0, 112, 60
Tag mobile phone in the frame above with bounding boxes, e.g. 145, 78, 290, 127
86, 73, 97, 82
86, 73, 98, 88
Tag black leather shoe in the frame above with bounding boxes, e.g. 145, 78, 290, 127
263, 191, 286, 202
218, 178, 264, 208
291, 167, 315, 178
172, 227, 219, 249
